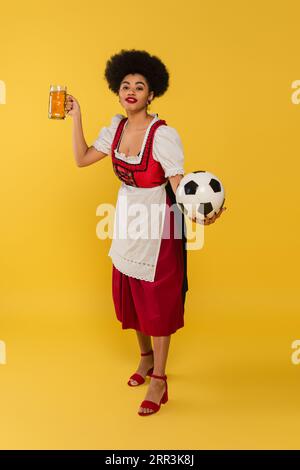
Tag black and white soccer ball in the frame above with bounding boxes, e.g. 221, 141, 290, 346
175, 171, 225, 222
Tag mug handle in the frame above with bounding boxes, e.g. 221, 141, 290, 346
64, 90, 69, 118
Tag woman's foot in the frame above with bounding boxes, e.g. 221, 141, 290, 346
128, 353, 154, 386
138, 375, 166, 414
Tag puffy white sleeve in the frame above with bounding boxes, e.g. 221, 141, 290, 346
152, 125, 185, 177
92, 114, 125, 155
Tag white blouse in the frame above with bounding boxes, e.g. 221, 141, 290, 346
92, 112, 185, 282
92, 113, 185, 178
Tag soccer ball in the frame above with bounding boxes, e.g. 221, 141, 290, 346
175, 171, 225, 222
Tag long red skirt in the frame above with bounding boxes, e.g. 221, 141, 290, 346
111, 191, 185, 336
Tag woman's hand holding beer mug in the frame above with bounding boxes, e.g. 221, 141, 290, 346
65, 95, 81, 118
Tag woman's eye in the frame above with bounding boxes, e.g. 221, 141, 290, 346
122, 86, 144, 91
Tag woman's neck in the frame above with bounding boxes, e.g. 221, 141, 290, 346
126, 109, 154, 131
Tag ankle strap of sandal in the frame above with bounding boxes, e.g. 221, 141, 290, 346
150, 373, 167, 381
141, 349, 153, 356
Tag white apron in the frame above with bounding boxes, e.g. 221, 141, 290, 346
108, 180, 168, 282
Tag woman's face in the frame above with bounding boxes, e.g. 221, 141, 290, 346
118, 73, 154, 112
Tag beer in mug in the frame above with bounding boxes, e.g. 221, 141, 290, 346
48, 85, 67, 119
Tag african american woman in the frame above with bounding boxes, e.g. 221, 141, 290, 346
66, 49, 226, 416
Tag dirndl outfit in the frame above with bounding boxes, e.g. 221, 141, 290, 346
92, 113, 189, 336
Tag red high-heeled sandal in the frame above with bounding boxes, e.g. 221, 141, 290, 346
127, 349, 154, 387
138, 373, 168, 416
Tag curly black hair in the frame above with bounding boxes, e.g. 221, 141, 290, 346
104, 49, 169, 99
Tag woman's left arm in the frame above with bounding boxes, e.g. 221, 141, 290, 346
168, 174, 183, 194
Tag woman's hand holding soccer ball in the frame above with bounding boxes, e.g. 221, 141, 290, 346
191, 206, 227, 225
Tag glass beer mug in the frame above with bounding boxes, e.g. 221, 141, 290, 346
48, 84, 67, 119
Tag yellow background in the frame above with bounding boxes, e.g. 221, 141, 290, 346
1, 0, 300, 450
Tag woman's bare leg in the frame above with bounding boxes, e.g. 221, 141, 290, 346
152, 335, 171, 375
136, 330, 152, 354
138, 335, 171, 414
128, 330, 154, 385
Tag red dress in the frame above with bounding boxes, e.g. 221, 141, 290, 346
110, 116, 188, 336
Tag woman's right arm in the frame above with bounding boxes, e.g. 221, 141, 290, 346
66, 94, 108, 167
